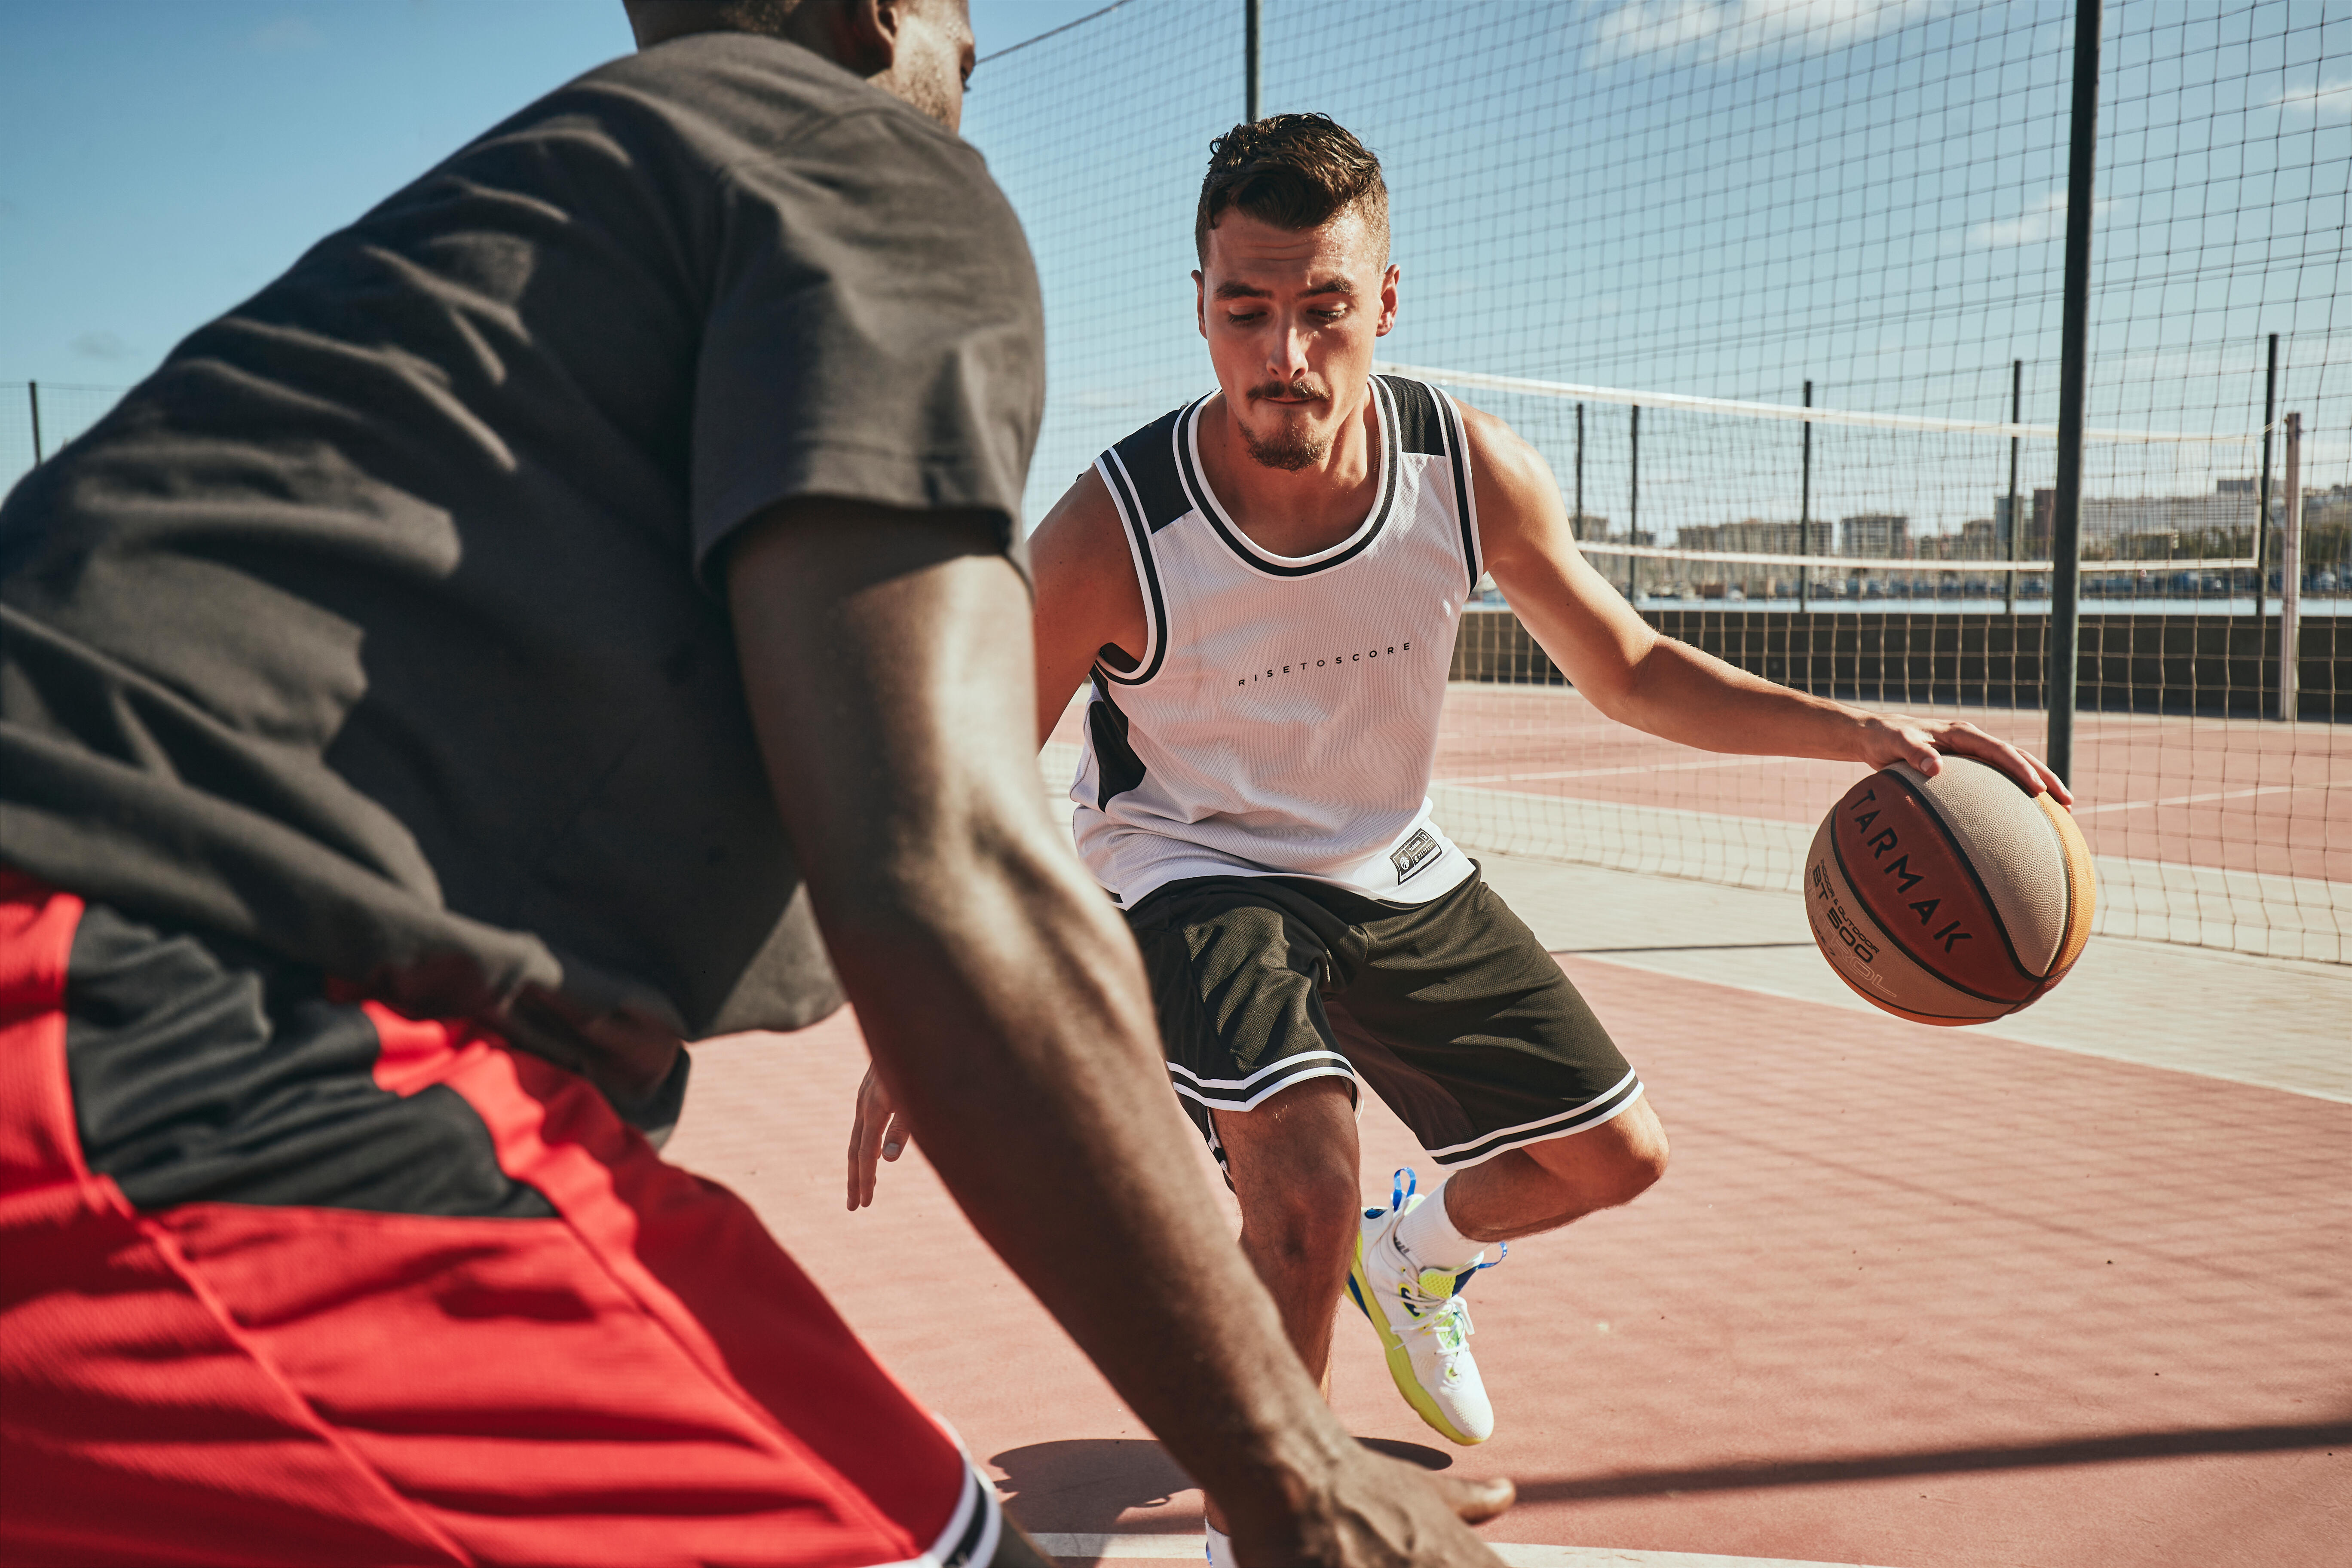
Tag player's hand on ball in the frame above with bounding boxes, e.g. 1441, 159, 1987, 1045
1861, 714, 2071, 807
846, 1064, 911, 1211
1225, 1449, 1513, 1568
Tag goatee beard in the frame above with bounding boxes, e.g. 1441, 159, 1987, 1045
1242, 423, 1331, 472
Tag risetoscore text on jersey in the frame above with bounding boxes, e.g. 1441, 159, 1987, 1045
1237, 642, 1413, 685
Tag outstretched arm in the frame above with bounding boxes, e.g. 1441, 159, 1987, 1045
729, 499, 1508, 1566
1466, 406, 2069, 802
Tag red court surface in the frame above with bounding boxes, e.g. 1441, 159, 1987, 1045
1429, 686, 2352, 883
668, 958, 2351, 1568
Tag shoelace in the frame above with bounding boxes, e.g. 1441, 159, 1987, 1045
1373, 1168, 1502, 1357
1393, 1280, 1474, 1354
1376, 1168, 1509, 1290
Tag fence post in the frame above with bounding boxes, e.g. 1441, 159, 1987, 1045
2006, 360, 2021, 617
1799, 380, 1812, 613
1628, 404, 1640, 602
27, 381, 41, 466
1570, 401, 1586, 538
2046, 0, 2102, 788
2257, 331, 2278, 714
1245, 0, 1260, 121
2280, 411, 2301, 722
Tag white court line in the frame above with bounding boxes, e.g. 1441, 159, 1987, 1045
1034, 1536, 1893, 1568
2071, 784, 2303, 816
1442, 758, 1766, 787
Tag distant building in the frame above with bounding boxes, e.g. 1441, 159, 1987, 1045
1675, 519, 1834, 556
1915, 521, 1998, 562
2021, 479, 2268, 558
1839, 514, 1908, 558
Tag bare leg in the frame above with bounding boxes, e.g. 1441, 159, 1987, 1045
1440, 1097, 1669, 1243
1202, 1075, 1362, 1531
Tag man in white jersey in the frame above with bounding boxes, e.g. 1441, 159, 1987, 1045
852, 114, 2064, 1532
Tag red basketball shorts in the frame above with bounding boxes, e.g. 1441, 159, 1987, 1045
0, 870, 998, 1568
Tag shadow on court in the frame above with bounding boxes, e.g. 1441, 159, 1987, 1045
1508, 1416, 2352, 1502
669, 952, 2352, 1566
991, 1438, 1453, 1535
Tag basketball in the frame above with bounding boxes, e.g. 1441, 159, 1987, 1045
1805, 756, 2096, 1026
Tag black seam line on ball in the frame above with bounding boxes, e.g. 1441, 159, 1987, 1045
1828, 806, 2027, 1008
1893, 772, 2046, 983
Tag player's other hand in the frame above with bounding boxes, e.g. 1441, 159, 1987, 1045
1859, 714, 2072, 808
846, 1064, 912, 1210
1225, 1450, 1513, 1568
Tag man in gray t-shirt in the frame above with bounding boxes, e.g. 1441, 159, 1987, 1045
0, 3, 1508, 1565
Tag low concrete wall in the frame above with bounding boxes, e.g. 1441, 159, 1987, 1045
1449, 608, 2348, 720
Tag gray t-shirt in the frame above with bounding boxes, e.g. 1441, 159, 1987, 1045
0, 33, 1044, 1113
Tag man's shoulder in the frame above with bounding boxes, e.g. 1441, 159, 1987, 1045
1097, 400, 1203, 536
1374, 374, 1458, 460
578, 31, 869, 122
550, 33, 979, 181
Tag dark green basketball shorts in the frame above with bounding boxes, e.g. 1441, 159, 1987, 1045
1121, 864, 1642, 1176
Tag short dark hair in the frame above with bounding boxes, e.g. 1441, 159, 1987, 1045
1194, 113, 1388, 264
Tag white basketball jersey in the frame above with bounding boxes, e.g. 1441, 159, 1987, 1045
1071, 374, 1482, 908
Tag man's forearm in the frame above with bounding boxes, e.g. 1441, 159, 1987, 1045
726, 506, 1355, 1536
1612, 636, 1877, 760
820, 821, 1353, 1531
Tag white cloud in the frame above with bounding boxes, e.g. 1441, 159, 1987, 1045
1969, 190, 2068, 249
72, 331, 132, 361
1585, 0, 1950, 67
247, 15, 324, 53
1968, 190, 2121, 250
2270, 76, 2352, 120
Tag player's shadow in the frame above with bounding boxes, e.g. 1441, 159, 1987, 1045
992, 1438, 1450, 1535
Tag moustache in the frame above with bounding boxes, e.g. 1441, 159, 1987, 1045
1248, 380, 1331, 405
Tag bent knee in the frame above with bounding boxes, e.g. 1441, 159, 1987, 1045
1596, 1103, 1669, 1206
1243, 1166, 1363, 1263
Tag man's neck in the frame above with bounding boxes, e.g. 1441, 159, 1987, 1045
1197, 388, 1381, 558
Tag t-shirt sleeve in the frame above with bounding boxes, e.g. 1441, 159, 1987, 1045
689, 108, 1045, 584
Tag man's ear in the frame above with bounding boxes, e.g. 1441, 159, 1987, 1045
788, 0, 898, 76
1193, 270, 1207, 340
1376, 262, 1400, 337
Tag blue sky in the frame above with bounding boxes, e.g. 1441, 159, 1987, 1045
4, 1, 2344, 537
0, 0, 1103, 392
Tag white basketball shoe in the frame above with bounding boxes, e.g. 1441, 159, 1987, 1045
1344, 1169, 1499, 1446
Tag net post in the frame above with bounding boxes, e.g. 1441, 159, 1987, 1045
27, 381, 40, 466
2006, 360, 2021, 619
1244, 0, 1260, 122
2280, 410, 2302, 722
1799, 380, 1812, 615
2257, 331, 2278, 715
2046, 0, 2102, 789
1574, 401, 1584, 537
1628, 403, 1640, 602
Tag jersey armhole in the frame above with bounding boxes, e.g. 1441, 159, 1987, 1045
1092, 450, 1168, 684
1431, 386, 1484, 593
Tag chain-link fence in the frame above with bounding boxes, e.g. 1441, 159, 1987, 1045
974, 1, 2349, 964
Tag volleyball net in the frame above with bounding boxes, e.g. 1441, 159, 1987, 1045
974, 0, 2349, 965
1401, 363, 2345, 964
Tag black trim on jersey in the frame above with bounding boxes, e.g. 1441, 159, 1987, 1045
1109, 407, 1193, 534
1433, 383, 1482, 591
1093, 448, 1170, 686
1087, 671, 1149, 809
1174, 379, 1402, 579
1379, 374, 1448, 456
